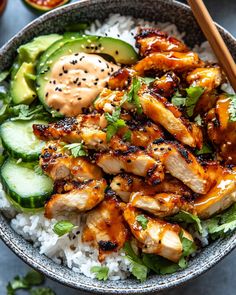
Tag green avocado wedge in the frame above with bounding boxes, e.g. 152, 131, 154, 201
36, 35, 138, 115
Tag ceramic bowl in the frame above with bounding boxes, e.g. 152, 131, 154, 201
0, 0, 236, 294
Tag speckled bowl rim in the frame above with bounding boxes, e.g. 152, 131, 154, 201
0, 0, 236, 294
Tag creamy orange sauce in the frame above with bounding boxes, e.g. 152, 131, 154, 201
45, 53, 120, 116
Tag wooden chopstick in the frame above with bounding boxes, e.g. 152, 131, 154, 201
187, 0, 236, 92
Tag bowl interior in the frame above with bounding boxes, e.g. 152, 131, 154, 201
0, 0, 236, 294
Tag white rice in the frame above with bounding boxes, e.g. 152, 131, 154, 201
0, 13, 234, 280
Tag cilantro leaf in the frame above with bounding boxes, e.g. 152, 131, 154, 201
195, 143, 213, 156
136, 215, 149, 230
171, 86, 205, 117
7, 276, 29, 295
24, 270, 44, 286
203, 204, 236, 239
194, 114, 203, 126
30, 288, 55, 295
122, 130, 132, 142
178, 231, 197, 269
122, 77, 142, 114
123, 241, 148, 281
64, 143, 88, 157
0, 71, 9, 82
228, 94, 236, 122
168, 210, 203, 234
139, 77, 155, 85
105, 108, 127, 142
53, 220, 75, 237
90, 266, 109, 281
142, 254, 179, 275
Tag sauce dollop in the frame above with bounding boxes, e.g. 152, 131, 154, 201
45, 53, 120, 116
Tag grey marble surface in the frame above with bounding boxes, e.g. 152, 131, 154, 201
0, 0, 236, 294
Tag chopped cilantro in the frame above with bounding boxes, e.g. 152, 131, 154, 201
171, 86, 205, 117
63, 142, 88, 157
178, 232, 197, 268
105, 108, 126, 142
53, 220, 75, 237
122, 130, 132, 142
0, 70, 9, 82
30, 288, 55, 295
122, 77, 142, 114
142, 254, 179, 275
168, 210, 203, 234
194, 114, 203, 126
203, 204, 236, 239
195, 143, 213, 156
136, 215, 149, 230
90, 266, 109, 281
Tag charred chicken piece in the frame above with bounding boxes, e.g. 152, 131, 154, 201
82, 197, 129, 261
130, 192, 194, 217
149, 141, 211, 194
110, 173, 192, 202
40, 142, 103, 181
135, 27, 189, 57
108, 68, 134, 90
133, 51, 204, 76
194, 164, 236, 219
139, 88, 203, 148
45, 179, 107, 219
123, 204, 193, 262
96, 147, 164, 185
186, 67, 223, 114
207, 94, 236, 164
151, 72, 180, 98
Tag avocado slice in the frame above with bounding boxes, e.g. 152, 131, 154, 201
18, 34, 63, 63
11, 62, 37, 105
36, 36, 138, 114
36, 33, 82, 73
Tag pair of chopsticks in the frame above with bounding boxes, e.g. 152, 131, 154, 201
187, 0, 236, 92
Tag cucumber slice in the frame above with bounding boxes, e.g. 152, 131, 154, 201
0, 119, 46, 161
1, 158, 53, 209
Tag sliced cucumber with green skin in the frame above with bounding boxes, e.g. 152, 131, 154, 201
0, 119, 47, 161
36, 36, 138, 114
1, 158, 53, 209
36, 34, 82, 73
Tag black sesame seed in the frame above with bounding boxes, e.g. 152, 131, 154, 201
80, 56, 85, 61
82, 78, 86, 81
73, 78, 79, 84
111, 67, 114, 71
95, 46, 98, 50
94, 82, 98, 85
95, 78, 99, 81
75, 53, 79, 56
115, 50, 119, 55
106, 63, 109, 69
101, 69, 105, 72
84, 70, 88, 73
53, 80, 56, 84
46, 92, 48, 97
77, 97, 82, 100
59, 73, 63, 76
85, 46, 90, 49
77, 82, 81, 86
98, 59, 102, 63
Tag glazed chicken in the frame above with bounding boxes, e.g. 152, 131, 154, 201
194, 164, 236, 218
45, 179, 107, 218
35, 25, 236, 265
207, 94, 236, 164
186, 67, 223, 114
96, 147, 164, 185
130, 192, 194, 217
82, 197, 129, 261
149, 140, 211, 194
40, 142, 103, 181
139, 88, 203, 148
124, 204, 193, 262
110, 173, 192, 202
133, 51, 204, 76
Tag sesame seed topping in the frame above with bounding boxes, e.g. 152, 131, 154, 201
115, 50, 119, 55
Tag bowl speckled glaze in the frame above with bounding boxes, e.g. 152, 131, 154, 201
0, 0, 236, 293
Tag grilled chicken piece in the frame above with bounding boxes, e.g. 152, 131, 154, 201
149, 141, 211, 194
207, 94, 236, 164
133, 51, 204, 76
194, 164, 236, 219
130, 192, 194, 217
110, 173, 192, 202
139, 88, 203, 148
135, 27, 189, 57
45, 179, 107, 218
82, 197, 129, 261
108, 68, 134, 90
151, 72, 180, 98
123, 204, 193, 262
186, 67, 223, 114
96, 147, 164, 185
40, 142, 103, 181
